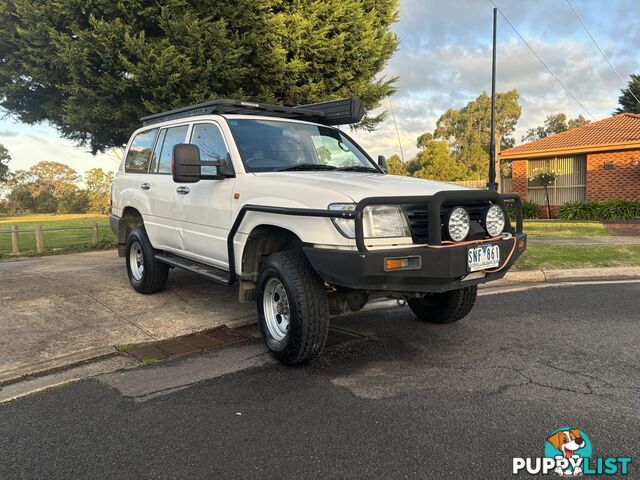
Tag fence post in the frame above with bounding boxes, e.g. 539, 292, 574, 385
35, 225, 44, 253
92, 221, 99, 246
11, 225, 19, 255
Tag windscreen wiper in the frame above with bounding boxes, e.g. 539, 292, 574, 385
336, 165, 379, 172
276, 164, 337, 171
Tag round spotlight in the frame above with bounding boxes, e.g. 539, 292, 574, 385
447, 207, 470, 242
484, 205, 506, 237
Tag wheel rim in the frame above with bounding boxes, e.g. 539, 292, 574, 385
263, 278, 290, 342
129, 241, 144, 281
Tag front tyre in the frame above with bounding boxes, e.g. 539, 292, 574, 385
256, 251, 329, 365
407, 286, 477, 324
125, 227, 169, 294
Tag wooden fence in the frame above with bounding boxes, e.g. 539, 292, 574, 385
0, 222, 106, 255
449, 178, 513, 192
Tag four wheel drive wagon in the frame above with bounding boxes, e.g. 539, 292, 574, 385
110, 97, 527, 364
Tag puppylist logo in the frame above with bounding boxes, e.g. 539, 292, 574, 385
513, 427, 632, 476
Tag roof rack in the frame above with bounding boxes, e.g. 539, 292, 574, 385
140, 98, 365, 127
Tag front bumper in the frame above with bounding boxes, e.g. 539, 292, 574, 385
304, 233, 527, 293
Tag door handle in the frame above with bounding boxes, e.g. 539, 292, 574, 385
140, 182, 151, 190
176, 186, 190, 195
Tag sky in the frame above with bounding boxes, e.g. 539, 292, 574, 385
0, 0, 638, 175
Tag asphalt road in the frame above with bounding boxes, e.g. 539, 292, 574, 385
1, 282, 639, 479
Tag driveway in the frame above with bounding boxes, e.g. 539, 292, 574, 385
0, 282, 639, 479
0, 251, 255, 382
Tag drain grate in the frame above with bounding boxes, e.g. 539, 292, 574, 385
119, 326, 251, 362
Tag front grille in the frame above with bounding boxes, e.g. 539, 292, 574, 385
403, 201, 493, 243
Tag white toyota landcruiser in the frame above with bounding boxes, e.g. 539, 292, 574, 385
110, 98, 527, 364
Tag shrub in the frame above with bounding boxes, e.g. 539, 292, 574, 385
508, 200, 539, 221
522, 200, 539, 219
558, 200, 640, 221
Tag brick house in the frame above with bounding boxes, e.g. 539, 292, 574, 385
501, 113, 640, 216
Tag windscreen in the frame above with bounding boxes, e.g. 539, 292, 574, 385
227, 119, 376, 173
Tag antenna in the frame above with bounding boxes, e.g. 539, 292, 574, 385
487, 7, 499, 191
387, 97, 405, 162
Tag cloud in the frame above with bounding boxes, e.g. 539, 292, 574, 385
0, 133, 119, 175
351, 0, 640, 160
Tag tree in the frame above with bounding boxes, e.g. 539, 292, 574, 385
22, 161, 79, 199
0, 144, 10, 184
433, 90, 521, 184
416, 132, 433, 150
433, 90, 521, 153
616, 74, 640, 114
5, 161, 81, 213
386, 154, 407, 176
522, 113, 591, 142
458, 144, 488, 180
412, 140, 468, 182
530, 168, 558, 219
0, 0, 399, 153
84, 168, 114, 213
568, 115, 590, 130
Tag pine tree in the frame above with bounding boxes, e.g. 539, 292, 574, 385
0, 0, 399, 153
616, 74, 640, 114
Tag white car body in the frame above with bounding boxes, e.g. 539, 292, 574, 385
111, 114, 467, 274
110, 101, 526, 364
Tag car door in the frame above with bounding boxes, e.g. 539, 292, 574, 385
143, 123, 189, 251
174, 121, 235, 269
117, 127, 174, 248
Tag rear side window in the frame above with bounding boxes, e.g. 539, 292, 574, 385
156, 125, 189, 174
190, 123, 229, 175
125, 129, 158, 173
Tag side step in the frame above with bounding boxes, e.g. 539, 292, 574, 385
155, 252, 231, 285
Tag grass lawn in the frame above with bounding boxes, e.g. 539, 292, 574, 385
0, 214, 115, 258
522, 221, 610, 238
513, 244, 640, 270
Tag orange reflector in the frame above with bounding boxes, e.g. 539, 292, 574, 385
518, 239, 526, 250
385, 258, 409, 270
233, 193, 240, 200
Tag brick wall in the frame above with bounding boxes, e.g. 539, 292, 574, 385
509, 149, 640, 205
511, 159, 527, 200
586, 149, 640, 201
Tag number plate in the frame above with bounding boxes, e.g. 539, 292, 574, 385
467, 244, 500, 272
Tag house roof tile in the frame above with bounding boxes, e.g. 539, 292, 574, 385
501, 113, 640, 158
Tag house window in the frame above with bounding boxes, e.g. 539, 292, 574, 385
527, 155, 586, 205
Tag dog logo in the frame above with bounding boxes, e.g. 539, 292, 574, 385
513, 426, 632, 476
545, 428, 591, 476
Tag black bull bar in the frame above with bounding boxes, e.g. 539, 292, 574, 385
227, 190, 523, 284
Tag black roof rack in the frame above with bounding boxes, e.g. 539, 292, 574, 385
140, 98, 365, 127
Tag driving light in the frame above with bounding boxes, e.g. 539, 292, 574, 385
484, 205, 506, 237
447, 207, 470, 242
328, 204, 411, 239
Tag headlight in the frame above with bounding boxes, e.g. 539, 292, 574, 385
484, 205, 506, 237
447, 206, 470, 242
329, 204, 411, 239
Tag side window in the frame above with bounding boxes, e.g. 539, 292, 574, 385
149, 129, 167, 173
156, 125, 189, 174
189, 123, 229, 175
124, 129, 158, 173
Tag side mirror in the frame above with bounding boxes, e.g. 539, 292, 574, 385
172, 144, 202, 183
377, 155, 388, 173
172, 144, 227, 183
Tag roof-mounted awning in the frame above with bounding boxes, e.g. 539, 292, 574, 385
140, 98, 365, 127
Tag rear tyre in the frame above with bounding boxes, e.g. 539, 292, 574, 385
125, 227, 169, 294
256, 250, 329, 365
407, 286, 477, 324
